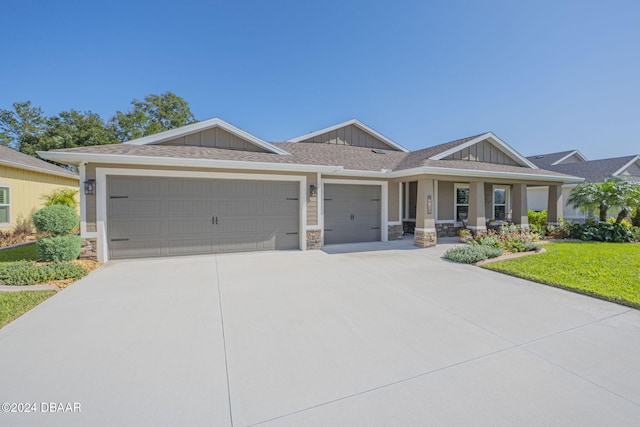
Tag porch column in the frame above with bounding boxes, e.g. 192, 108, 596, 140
468, 181, 487, 231
547, 185, 563, 224
511, 183, 529, 229
414, 178, 437, 248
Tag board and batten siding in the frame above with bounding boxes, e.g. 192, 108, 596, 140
0, 165, 79, 230
157, 127, 269, 152
444, 140, 520, 166
300, 124, 396, 151
83, 164, 319, 233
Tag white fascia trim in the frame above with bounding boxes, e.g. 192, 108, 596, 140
429, 132, 538, 169
551, 150, 588, 165
321, 178, 389, 242
95, 168, 308, 263
121, 117, 291, 156
387, 166, 584, 183
287, 119, 409, 153
2, 158, 79, 180
612, 156, 640, 177
38, 151, 341, 174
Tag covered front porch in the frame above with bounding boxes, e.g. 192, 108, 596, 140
399, 178, 565, 247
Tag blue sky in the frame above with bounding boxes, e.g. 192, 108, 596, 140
2, 0, 639, 159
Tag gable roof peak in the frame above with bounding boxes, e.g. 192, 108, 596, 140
123, 117, 291, 156
427, 132, 537, 168
286, 119, 409, 152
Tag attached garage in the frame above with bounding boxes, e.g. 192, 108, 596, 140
323, 184, 381, 244
107, 176, 300, 259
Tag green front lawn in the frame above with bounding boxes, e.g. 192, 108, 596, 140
0, 243, 39, 262
483, 242, 640, 308
0, 290, 56, 328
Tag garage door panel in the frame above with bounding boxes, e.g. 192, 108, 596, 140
110, 199, 161, 215
108, 177, 299, 259
168, 199, 213, 215
168, 219, 212, 235
219, 200, 258, 215
168, 238, 213, 255
109, 240, 163, 259
110, 177, 160, 196
168, 179, 212, 196
109, 220, 162, 238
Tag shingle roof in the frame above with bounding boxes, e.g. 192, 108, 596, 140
0, 145, 78, 178
547, 156, 640, 183
47, 139, 577, 180
526, 150, 579, 169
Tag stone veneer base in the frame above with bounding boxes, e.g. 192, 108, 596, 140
306, 229, 322, 250
414, 230, 437, 248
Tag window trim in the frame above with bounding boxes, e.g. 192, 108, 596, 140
454, 183, 469, 225
0, 184, 10, 227
492, 185, 510, 221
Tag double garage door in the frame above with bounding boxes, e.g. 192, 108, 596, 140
107, 176, 299, 259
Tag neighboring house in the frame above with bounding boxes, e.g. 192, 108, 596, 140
0, 145, 80, 231
527, 150, 640, 221
39, 118, 580, 262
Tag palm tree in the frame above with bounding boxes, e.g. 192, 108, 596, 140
567, 178, 640, 223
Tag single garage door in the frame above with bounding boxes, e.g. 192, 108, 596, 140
107, 176, 299, 259
324, 184, 381, 244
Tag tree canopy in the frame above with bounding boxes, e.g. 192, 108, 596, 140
567, 178, 640, 223
0, 92, 197, 158
110, 92, 197, 142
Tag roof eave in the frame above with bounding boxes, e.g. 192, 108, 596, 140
0, 158, 79, 180
612, 155, 640, 177
37, 151, 342, 174
388, 166, 584, 183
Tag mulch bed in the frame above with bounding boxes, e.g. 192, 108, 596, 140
39, 259, 102, 289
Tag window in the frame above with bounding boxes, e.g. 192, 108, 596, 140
454, 184, 469, 222
493, 186, 509, 220
0, 186, 9, 225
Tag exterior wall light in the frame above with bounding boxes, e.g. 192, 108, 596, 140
310, 185, 318, 197
84, 179, 96, 195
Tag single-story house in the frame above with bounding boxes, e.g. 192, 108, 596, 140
527, 150, 640, 221
0, 145, 80, 231
39, 118, 581, 262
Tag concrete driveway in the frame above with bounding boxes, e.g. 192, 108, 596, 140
1, 239, 639, 426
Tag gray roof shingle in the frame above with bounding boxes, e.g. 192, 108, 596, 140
0, 145, 78, 178
47, 139, 577, 179
546, 156, 639, 183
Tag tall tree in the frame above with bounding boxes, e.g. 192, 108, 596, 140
110, 91, 197, 142
19, 110, 118, 156
0, 101, 47, 149
567, 178, 640, 223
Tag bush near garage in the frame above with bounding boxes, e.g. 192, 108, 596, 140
32, 204, 81, 262
444, 244, 504, 264
0, 261, 86, 286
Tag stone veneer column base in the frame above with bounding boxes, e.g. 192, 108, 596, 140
387, 224, 403, 240
306, 229, 322, 250
80, 238, 98, 260
414, 229, 437, 248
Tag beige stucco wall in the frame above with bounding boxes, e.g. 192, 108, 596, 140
388, 181, 399, 222
0, 165, 79, 231
437, 181, 455, 221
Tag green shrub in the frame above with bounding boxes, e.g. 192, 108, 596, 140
36, 235, 82, 262
632, 208, 640, 227
0, 261, 86, 286
40, 188, 79, 209
546, 218, 573, 239
522, 241, 541, 252
571, 222, 633, 243
631, 227, 640, 242
444, 244, 504, 264
32, 205, 79, 235
528, 209, 548, 236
